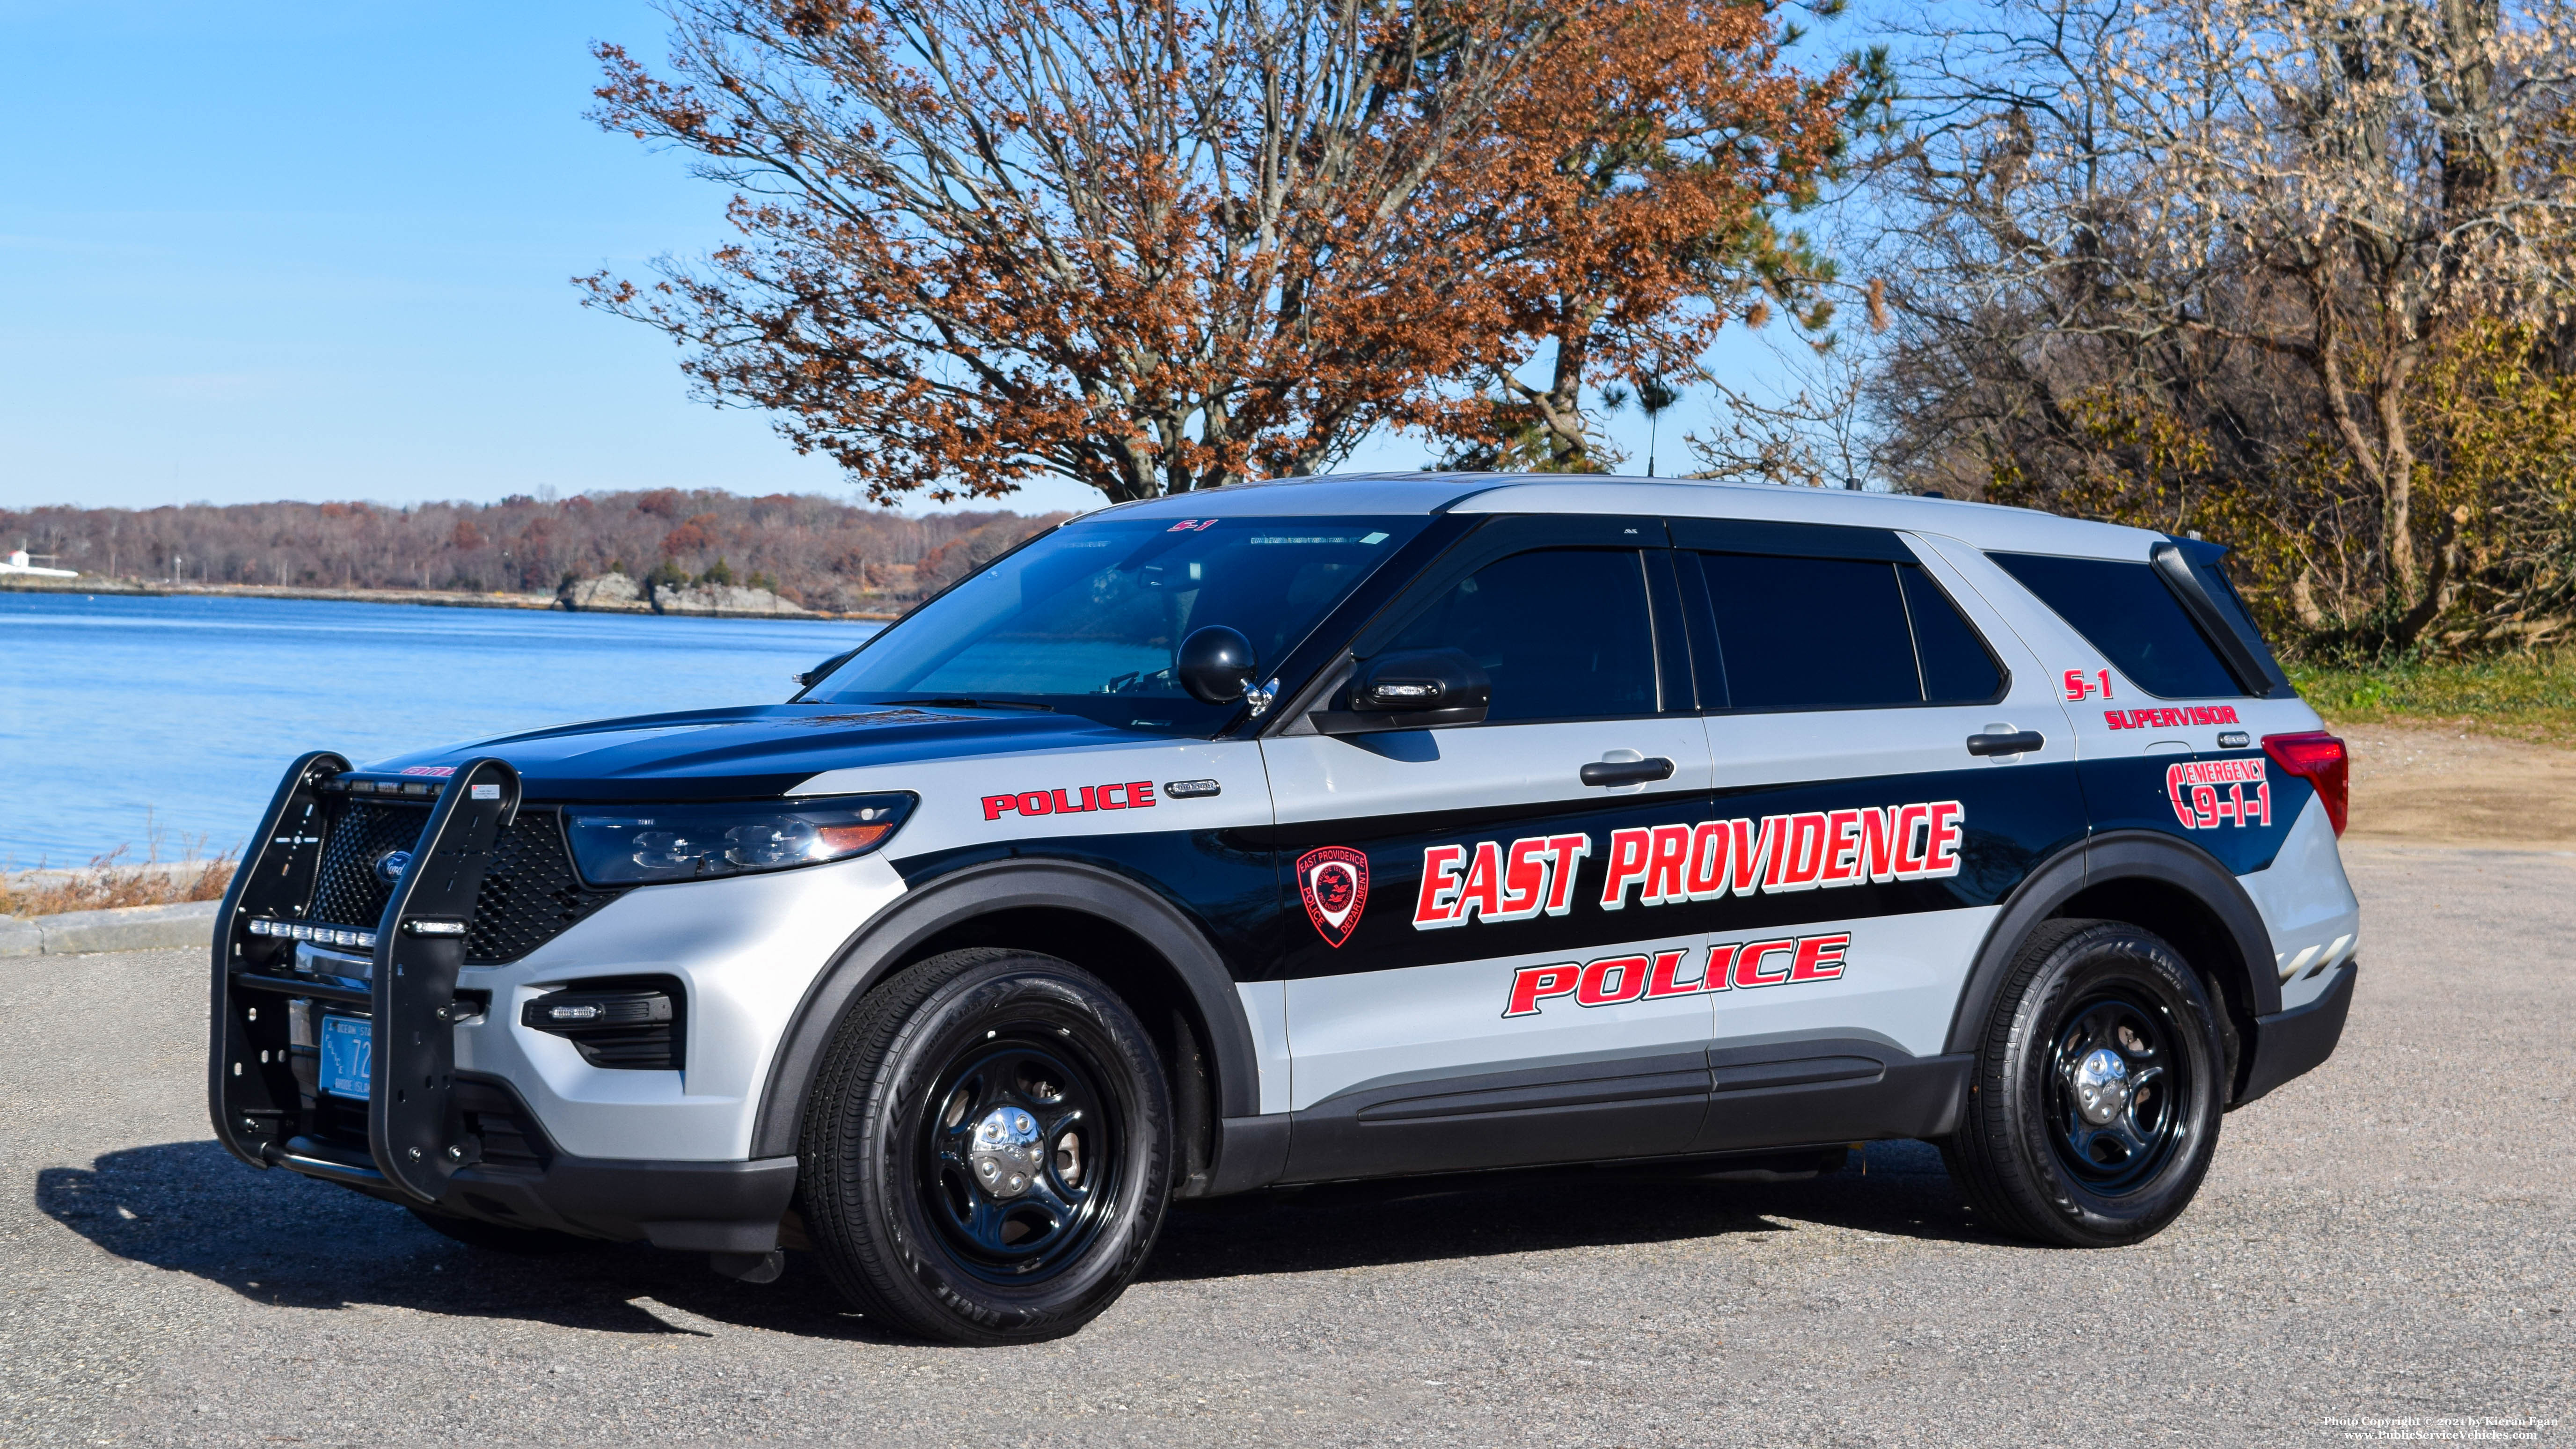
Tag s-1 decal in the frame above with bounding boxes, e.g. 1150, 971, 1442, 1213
2106, 705, 2241, 730
1295, 847, 1371, 948
2166, 758, 2272, 830
981, 781, 1156, 822
1415, 803, 1963, 932
1502, 934, 1853, 1017
2063, 668, 2114, 701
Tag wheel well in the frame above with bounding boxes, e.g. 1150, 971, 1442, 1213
2056, 875, 2256, 1099
897, 907, 1220, 1193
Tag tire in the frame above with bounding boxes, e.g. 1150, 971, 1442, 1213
1943, 918, 2225, 1247
405, 1205, 590, 1254
798, 948, 1174, 1345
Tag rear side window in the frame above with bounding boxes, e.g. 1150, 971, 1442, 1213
1693, 553, 2004, 710
1989, 552, 2242, 699
1380, 548, 1661, 722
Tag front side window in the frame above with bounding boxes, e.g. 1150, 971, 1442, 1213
1989, 552, 2243, 699
1378, 548, 1661, 722
1695, 553, 2005, 710
808, 515, 1430, 732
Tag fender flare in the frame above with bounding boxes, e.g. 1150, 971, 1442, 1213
748, 858, 1263, 1160
1943, 829, 2280, 1062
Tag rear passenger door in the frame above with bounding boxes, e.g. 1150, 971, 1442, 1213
1264, 515, 1716, 1179
1663, 520, 2087, 1148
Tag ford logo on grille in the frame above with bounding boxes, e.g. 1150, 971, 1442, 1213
373, 849, 413, 887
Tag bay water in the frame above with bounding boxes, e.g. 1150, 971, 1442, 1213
0, 592, 878, 866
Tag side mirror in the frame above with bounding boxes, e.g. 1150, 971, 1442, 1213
794, 645, 864, 692
1313, 648, 1491, 735
1176, 625, 1259, 704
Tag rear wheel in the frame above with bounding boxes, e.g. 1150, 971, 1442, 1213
1944, 918, 2225, 1246
799, 948, 1173, 1344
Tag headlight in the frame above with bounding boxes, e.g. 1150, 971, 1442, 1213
564, 794, 915, 886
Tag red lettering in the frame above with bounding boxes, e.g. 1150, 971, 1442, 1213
1542, 834, 1591, 915
1499, 838, 1549, 919
1414, 845, 1467, 928
1129, 781, 1155, 808
1730, 817, 1778, 895
1641, 949, 1702, 998
1789, 933, 1851, 982
1891, 805, 1932, 876
1017, 791, 1053, 817
1576, 955, 1650, 1006
1733, 939, 1797, 988
1859, 806, 1897, 882
1924, 801, 1965, 877
1601, 827, 1654, 910
1643, 825, 1692, 904
1503, 963, 1581, 1017
1819, 809, 1863, 886
982, 794, 1017, 821
1052, 787, 1086, 814
1097, 783, 1127, 808
1684, 821, 1729, 900
1775, 812, 1830, 890
1457, 842, 1505, 923
1700, 943, 1738, 992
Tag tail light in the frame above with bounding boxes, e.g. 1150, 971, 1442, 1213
2262, 732, 2349, 835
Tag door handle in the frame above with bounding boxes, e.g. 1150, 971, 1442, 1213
1966, 730, 2046, 757
1580, 757, 1676, 787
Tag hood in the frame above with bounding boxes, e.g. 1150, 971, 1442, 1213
367, 704, 1149, 802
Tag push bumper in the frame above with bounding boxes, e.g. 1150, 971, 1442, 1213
271, 1072, 800, 1251
2237, 960, 2356, 1105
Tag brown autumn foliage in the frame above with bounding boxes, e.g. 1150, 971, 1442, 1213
584, 0, 1844, 502
1446, 0, 1849, 470
0, 492, 1064, 613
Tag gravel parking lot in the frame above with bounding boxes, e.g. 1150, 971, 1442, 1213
2, 843, 2569, 1447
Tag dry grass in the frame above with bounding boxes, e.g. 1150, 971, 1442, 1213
0, 823, 236, 919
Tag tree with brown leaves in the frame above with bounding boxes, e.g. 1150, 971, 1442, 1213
585, 0, 1843, 503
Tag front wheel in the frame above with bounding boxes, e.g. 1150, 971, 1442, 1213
799, 948, 1173, 1345
1943, 918, 2225, 1247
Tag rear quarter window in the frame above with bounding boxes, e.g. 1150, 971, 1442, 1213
1988, 552, 2243, 699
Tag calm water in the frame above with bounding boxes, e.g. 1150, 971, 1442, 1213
0, 593, 878, 865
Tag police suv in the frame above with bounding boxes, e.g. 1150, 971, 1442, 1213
209, 474, 2359, 1344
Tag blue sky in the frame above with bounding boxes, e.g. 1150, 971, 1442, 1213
0, 2, 1781, 517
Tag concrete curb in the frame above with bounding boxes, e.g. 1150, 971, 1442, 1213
0, 900, 218, 957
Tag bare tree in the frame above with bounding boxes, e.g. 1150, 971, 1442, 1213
1860, 0, 2576, 648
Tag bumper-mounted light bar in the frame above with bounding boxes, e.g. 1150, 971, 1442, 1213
248, 919, 378, 950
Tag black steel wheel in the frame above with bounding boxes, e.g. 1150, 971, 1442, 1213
799, 948, 1172, 1345
1943, 918, 2225, 1247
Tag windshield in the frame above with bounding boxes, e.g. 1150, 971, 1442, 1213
806, 514, 1430, 732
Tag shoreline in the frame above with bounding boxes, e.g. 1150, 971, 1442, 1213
0, 574, 900, 621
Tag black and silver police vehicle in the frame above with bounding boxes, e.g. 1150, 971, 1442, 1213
209, 473, 2358, 1344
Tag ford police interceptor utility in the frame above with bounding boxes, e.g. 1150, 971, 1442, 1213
207, 473, 2359, 1345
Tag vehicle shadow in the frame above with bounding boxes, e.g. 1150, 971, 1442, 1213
35, 1139, 1994, 1339
1143, 1139, 1995, 1282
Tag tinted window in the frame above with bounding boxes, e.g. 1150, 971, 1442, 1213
1902, 567, 2005, 703
809, 514, 1428, 732
1381, 548, 1659, 722
1700, 554, 1922, 709
1990, 552, 2243, 699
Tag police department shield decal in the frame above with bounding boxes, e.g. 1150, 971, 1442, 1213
1295, 846, 1369, 949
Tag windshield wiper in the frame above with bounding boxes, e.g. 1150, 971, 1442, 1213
885, 697, 1057, 713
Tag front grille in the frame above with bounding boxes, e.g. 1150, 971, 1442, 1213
310, 801, 422, 929
305, 799, 623, 964
465, 812, 622, 964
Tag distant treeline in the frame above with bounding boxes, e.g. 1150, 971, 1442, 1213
0, 491, 1071, 612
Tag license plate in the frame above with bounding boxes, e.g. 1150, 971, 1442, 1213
320, 1015, 373, 1100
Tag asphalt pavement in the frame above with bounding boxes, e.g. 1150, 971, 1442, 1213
2, 842, 2569, 1447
